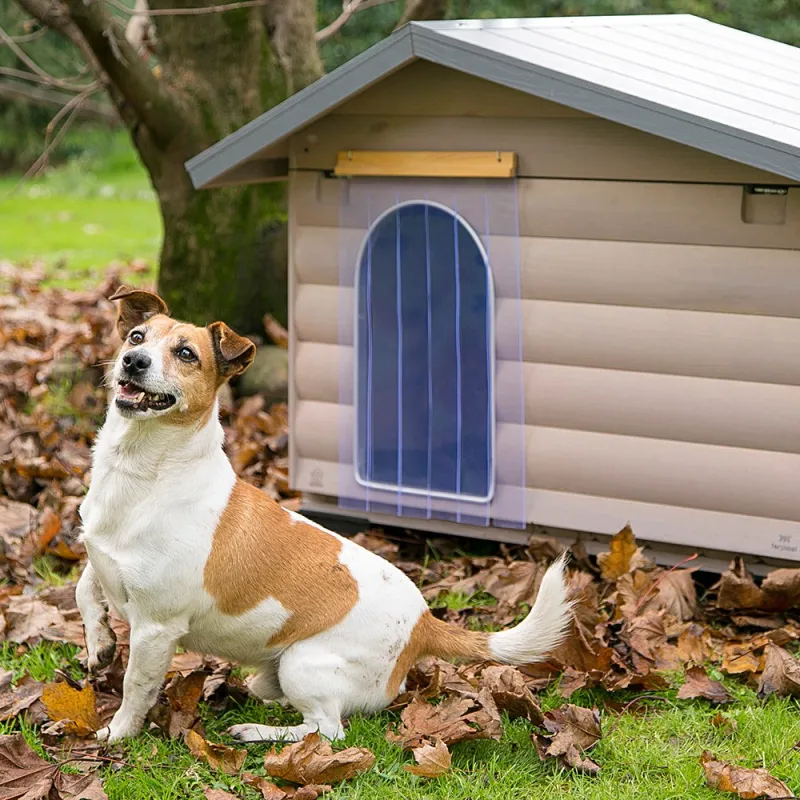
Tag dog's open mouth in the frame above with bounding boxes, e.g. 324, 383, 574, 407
116, 381, 177, 412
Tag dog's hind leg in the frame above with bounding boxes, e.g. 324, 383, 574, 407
246, 662, 288, 707
76, 563, 117, 675
229, 644, 347, 744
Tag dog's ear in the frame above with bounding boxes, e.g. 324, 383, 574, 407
108, 286, 169, 339
208, 321, 256, 380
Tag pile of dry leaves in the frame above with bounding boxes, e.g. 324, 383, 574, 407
3, 265, 800, 800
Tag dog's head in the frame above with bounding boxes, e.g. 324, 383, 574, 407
108, 286, 256, 423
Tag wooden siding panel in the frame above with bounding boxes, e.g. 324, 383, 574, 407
294, 343, 800, 454
292, 174, 800, 248
290, 114, 794, 184
294, 461, 800, 562
294, 286, 800, 385
294, 226, 800, 317
293, 401, 800, 522
334, 61, 590, 118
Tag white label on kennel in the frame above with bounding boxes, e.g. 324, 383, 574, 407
336, 176, 526, 528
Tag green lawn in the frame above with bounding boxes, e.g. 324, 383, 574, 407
2, 639, 800, 800
0, 130, 161, 287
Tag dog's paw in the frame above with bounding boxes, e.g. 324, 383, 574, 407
87, 627, 117, 676
94, 718, 139, 744
228, 723, 275, 743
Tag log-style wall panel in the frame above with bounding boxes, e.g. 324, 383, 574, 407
294, 286, 800, 386
292, 173, 800, 249
293, 226, 800, 317
294, 401, 800, 522
294, 462, 800, 562
290, 113, 791, 184
294, 343, 800, 454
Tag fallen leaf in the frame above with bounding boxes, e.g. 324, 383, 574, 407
264, 731, 375, 785
677, 667, 733, 704
761, 569, 800, 611
41, 681, 101, 736
405, 738, 451, 777
651, 570, 698, 623
700, 751, 791, 799
597, 525, 649, 581
757, 644, 800, 699
677, 623, 716, 665
35, 507, 61, 555
185, 728, 246, 774
5, 595, 68, 645
715, 558, 765, 610
203, 790, 243, 800
0, 676, 43, 722
150, 670, 206, 737
387, 689, 502, 750
243, 774, 288, 799
711, 712, 738, 733
478, 665, 543, 724
533, 704, 602, 775
0, 731, 108, 799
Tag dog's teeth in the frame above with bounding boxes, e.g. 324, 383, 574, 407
135, 392, 145, 402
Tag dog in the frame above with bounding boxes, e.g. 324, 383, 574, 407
77, 286, 573, 744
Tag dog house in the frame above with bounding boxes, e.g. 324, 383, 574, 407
186, 14, 800, 567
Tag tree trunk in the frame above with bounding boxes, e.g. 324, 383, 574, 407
156, 168, 289, 333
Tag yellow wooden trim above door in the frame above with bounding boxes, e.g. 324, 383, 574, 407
333, 150, 518, 179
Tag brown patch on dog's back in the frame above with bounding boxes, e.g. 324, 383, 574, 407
204, 480, 359, 647
385, 612, 492, 700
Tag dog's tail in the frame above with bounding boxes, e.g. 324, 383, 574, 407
422, 553, 573, 665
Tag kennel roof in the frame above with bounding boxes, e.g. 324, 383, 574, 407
186, 14, 800, 188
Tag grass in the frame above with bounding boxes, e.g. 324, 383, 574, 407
0, 129, 161, 286
3, 640, 800, 800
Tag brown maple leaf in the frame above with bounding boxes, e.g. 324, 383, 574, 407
185, 729, 246, 774
597, 525, 650, 582
263, 731, 375, 786
0, 732, 108, 799
478, 665, 544, 724
715, 558, 765, 610
757, 644, 800, 699
533, 704, 602, 775
676, 667, 732, 704
150, 670, 207, 738
0, 676, 44, 723
405, 738, 451, 777
387, 689, 502, 750
700, 751, 791, 799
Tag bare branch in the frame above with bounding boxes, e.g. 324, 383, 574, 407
396, 0, 447, 28
316, 0, 397, 42
0, 65, 93, 90
0, 22, 87, 89
14, 0, 107, 77
0, 79, 118, 122
9, 84, 101, 194
9, 27, 48, 44
60, 0, 188, 144
106, 0, 272, 16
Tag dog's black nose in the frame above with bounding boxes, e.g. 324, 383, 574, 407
122, 349, 152, 374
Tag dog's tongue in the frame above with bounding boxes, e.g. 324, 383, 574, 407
119, 382, 141, 399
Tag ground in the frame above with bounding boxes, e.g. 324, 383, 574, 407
2, 147, 800, 800
0, 131, 160, 287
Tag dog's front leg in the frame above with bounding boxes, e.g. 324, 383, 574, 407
96, 620, 180, 743
76, 563, 117, 675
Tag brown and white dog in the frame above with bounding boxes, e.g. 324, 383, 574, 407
77, 286, 573, 744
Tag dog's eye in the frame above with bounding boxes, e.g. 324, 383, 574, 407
177, 346, 196, 362
129, 330, 144, 345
